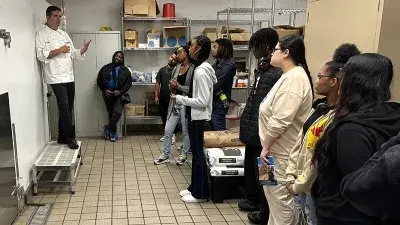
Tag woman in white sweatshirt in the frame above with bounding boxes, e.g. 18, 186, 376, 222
171, 35, 217, 203
258, 35, 313, 225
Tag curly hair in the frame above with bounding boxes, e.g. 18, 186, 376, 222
215, 38, 234, 59
192, 35, 212, 66
249, 28, 279, 54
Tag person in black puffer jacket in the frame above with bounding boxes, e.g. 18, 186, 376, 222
238, 28, 282, 224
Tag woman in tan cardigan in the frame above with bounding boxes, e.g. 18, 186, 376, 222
258, 35, 313, 225
285, 43, 361, 225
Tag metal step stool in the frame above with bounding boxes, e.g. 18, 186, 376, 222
32, 141, 83, 195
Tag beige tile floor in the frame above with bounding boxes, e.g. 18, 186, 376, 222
14, 135, 251, 225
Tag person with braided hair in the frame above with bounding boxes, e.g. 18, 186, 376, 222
171, 35, 217, 203
210, 38, 236, 130
238, 28, 282, 224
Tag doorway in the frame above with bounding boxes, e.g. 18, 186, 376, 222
0, 93, 19, 225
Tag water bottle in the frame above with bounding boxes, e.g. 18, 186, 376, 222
216, 90, 229, 108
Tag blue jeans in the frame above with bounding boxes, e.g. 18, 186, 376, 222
163, 104, 190, 158
295, 193, 317, 225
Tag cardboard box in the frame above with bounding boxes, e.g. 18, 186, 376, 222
124, 0, 157, 17
274, 25, 302, 38
125, 104, 146, 116
202, 28, 222, 42
125, 30, 138, 40
204, 130, 244, 148
126, 40, 138, 48
222, 32, 251, 42
147, 32, 161, 48
163, 26, 187, 48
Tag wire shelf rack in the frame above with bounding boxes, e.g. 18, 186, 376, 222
123, 17, 188, 21
217, 8, 307, 15
190, 19, 270, 25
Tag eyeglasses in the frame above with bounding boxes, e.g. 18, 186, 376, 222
272, 48, 282, 52
316, 73, 332, 79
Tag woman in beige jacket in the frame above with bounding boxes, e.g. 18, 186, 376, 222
258, 35, 313, 225
285, 43, 361, 225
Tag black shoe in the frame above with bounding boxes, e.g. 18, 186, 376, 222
247, 211, 266, 224
68, 140, 79, 149
238, 200, 260, 212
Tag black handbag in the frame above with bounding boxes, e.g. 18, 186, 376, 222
120, 93, 131, 104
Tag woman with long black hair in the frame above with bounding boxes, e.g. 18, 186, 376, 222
258, 35, 313, 224
171, 35, 217, 203
285, 43, 361, 225
312, 53, 400, 225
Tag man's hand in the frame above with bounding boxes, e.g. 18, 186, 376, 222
105, 89, 113, 97
80, 39, 91, 55
155, 97, 159, 105
113, 90, 121, 96
169, 80, 178, 90
58, 45, 70, 53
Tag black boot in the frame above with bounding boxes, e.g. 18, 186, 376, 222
238, 200, 260, 212
247, 211, 267, 224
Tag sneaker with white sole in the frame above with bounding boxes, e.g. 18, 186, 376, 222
154, 154, 170, 165
181, 193, 208, 203
160, 136, 165, 142
176, 155, 187, 165
172, 134, 176, 143
179, 190, 191, 197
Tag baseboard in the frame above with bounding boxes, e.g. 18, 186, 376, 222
23, 181, 34, 206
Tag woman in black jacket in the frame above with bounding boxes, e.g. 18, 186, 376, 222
238, 28, 282, 224
97, 51, 132, 142
312, 53, 400, 225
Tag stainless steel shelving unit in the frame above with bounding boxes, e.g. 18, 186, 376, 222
121, 16, 190, 127
121, 16, 190, 51
216, 0, 307, 95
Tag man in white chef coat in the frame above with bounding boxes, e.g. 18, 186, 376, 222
35, 6, 91, 149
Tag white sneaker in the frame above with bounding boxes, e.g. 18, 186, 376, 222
181, 193, 208, 203
172, 134, 176, 143
160, 136, 164, 142
179, 190, 191, 197
154, 154, 170, 165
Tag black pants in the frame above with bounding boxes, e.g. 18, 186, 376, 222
51, 82, 75, 141
244, 144, 270, 218
187, 120, 209, 199
159, 99, 178, 134
103, 95, 123, 133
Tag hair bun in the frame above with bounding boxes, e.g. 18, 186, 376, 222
333, 43, 361, 64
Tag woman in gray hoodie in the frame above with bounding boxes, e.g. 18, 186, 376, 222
171, 35, 217, 203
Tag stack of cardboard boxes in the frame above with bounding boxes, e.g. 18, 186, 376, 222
125, 30, 138, 48
124, 0, 159, 18
125, 104, 146, 117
